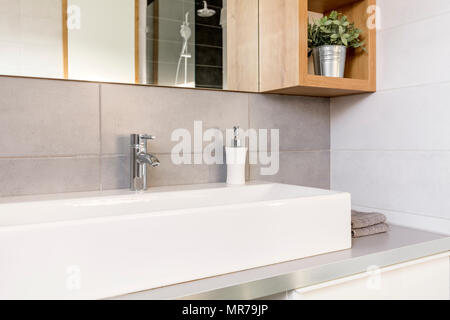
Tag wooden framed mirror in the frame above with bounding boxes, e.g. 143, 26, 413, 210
0, 0, 259, 92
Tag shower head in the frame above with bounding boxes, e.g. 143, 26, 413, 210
197, 1, 216, 18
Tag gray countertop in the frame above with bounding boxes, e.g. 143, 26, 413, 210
111, 225, 450, 300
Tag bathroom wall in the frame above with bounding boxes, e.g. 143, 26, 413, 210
330, 0, 450, 234
0, 75, 330, 197
0, 0, 63, 78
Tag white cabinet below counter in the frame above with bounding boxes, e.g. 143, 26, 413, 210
287, 252, 450, 300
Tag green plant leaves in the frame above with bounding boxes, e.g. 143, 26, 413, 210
308, 10, 365, 50
329, 11, 338, 20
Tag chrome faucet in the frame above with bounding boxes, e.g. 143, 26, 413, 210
130, 134, 160, 191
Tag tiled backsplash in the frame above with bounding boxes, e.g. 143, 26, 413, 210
0, 76, 330, 197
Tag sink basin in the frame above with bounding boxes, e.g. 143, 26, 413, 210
0, 182, 351, 299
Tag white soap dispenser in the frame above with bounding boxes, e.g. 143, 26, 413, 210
226, 126, 247, 185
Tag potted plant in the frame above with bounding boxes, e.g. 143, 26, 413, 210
308, 11, 365, 78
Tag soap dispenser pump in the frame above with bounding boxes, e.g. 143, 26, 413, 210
225, 126, 247, 185
232, 126, 241, 147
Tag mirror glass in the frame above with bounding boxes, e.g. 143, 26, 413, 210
0, 0, 259, 91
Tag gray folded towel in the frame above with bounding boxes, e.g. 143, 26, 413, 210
351, 210, 386, 229
352, 223, 390, 238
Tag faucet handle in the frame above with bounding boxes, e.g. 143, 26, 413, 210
140, 134, 156, 140
130, 134, 156, 148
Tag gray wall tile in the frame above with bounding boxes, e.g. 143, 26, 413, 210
101, 156, 130, 190
147, 154, 227, 188
250, 151, 330, 189
0, 77, 100, 157
249, 94, 330, 152
0, 157, 100, 197
101, 154, 227, 190
0, 76, 330, 197
100, 84, 249, 155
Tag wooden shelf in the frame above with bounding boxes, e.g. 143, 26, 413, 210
259, 0, 376, 97
267, 76, 372, 97
308, 0, 362, 13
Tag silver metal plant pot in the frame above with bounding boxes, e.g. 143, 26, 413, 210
312, 45, 347, 78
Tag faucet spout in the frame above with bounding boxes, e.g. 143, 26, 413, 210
137, 153, 160, 168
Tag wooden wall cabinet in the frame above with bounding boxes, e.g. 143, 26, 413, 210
259, 0, 376, 97
226, 0, 260, 92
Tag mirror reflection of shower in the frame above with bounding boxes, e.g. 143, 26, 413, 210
175, 12, 192, 87
145, 0, 224, 89
197, 1, 216, 18
175, 1, 218, 87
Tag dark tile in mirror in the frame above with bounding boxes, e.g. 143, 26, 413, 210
196, 66, 223, 89
195, 45, 222, 67
195, 25, 222, 47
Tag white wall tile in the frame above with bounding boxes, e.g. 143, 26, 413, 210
331, 1, 450, 232
332, 151, 450, 221
379, 12, 450, 90
19, 0, 61, 19
375, 32, 383, 90
0, 9, 20, 42
353, 205, 450, 236
331, 83, 450, 151
0, 0, 20, 14
0, 0, 63, 78
378, 0, 450, 30
0, 41, 22, 74
21, 42, 63, 78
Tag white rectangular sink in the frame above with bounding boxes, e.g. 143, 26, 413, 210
0, 182, 351, 299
